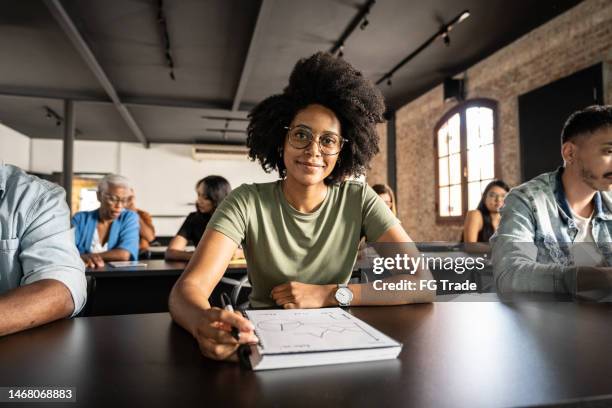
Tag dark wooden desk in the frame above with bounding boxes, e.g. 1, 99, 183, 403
84, 260, 248, 316
86, 259, 188, 278
85, 259, 248, 277
2, 301, 612, 407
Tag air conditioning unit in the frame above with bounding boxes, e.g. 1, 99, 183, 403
191, 144, 248, 161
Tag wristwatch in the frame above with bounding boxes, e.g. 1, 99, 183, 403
334, 284, 353, 307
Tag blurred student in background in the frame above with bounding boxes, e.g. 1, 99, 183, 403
126, 189, 156, 253
372, 184, 397, 216
463, 180, 510, 243
165, 176, 232, 261
72, 174, 139, 268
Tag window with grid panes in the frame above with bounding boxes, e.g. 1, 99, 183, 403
435, 100, 497, 221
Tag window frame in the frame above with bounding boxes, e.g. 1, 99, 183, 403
434, 98, 501, 224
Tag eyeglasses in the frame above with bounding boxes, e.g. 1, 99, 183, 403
486, 192, 506, 200
284, 126, 348, 156
103, 194, 130, 206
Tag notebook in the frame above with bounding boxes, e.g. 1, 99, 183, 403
244, 308, 402, 370
107, 261, 148, 268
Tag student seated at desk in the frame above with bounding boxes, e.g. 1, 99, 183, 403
0, 164, 86, 336
492, 105, 612, 297
169, 52, 435, 362
165, 176, 233, 261
372, 184, 397, 216
462, 180, 509, 254
72, 174, 139, 269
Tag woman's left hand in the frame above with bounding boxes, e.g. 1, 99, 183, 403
270, 282, 336, 309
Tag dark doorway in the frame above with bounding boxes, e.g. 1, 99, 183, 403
518, 63, 604, 182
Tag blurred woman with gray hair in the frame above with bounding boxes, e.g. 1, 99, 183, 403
72, 174, 140, 268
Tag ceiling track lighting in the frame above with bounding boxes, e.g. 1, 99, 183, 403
201, 116, 249, 122
43, 106, 82, 135
376, 9, 470, 86
329, 0, 376, 58
206, 129, 246, 134
442, 30, 450, 46
157, 0, 176, 80
44, 106, 62, 125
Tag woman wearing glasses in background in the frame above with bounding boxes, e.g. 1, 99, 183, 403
463, 180, 511, 244
169, 52, 435, 362
72, 174, 139, 269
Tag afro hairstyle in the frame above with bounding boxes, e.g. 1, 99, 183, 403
246, 52, 386, 184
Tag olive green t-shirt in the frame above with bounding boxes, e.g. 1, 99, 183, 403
207, 180, 399, 307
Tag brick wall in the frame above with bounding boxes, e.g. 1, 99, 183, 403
379, 0, 612, 241
366, 122, 388, 186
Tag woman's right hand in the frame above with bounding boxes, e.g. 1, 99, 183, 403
193, 307, 259, 361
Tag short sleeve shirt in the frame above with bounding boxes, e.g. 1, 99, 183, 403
176, 212, 212, 247
207, 180, 399, 307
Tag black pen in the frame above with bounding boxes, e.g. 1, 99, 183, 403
220, 292, 241, 340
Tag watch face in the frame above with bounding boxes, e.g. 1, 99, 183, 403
335, 288, 352, 304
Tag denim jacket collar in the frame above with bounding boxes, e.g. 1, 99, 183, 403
553, 166, 612, 224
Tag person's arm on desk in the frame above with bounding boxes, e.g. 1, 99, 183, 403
165, 235, 194, 261
81, 248, 131, 268
169, 229, 258, 361
0, 280, 74, 336
1, 180, 87, 335
270, 225, 436, 308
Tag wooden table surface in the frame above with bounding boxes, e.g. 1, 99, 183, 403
1, 299, 612, 407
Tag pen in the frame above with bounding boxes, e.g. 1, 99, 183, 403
220, 292, 241, 341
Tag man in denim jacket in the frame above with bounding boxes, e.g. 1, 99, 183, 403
492, 105, 612, 296
0, 164, 87, 336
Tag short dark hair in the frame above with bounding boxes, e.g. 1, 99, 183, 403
561, 105, 612, 144
196, 175, 231, 209
246, 52, 386, 184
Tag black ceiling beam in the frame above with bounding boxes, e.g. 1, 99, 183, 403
329, 0, 375, 55
44, 0, 149, 147
376, 9, 470, 85
0, 87, 107, 103
0, 88, 250, 119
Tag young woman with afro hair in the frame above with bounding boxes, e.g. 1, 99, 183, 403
169, 52, 434, 362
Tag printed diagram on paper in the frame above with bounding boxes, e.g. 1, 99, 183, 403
245, 308, 399, 353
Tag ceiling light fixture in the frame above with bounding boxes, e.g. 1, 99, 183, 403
360, 16, 369, 30
201, 116, 249, 122
44, 106, 83, 135
157, 0, 176, 80
376, 9, 470, 86
329, 0, 376, 58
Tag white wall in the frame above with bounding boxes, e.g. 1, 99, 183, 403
30, 139, 118, 174
0, 124, 30, 169
28, 138, 277, 235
